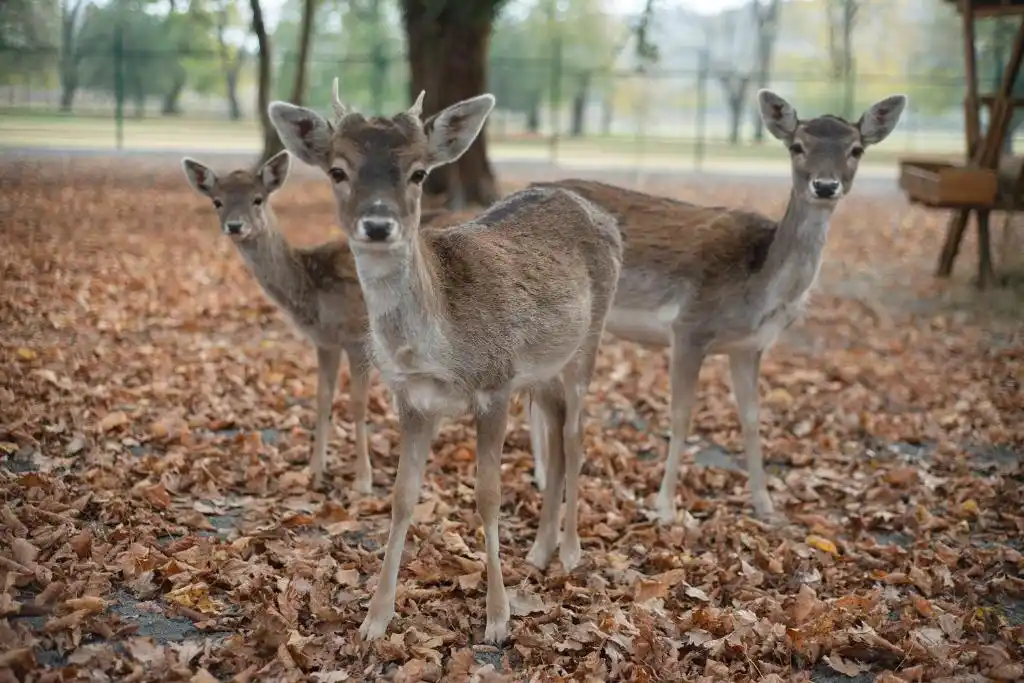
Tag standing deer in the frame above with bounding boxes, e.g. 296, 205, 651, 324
180, 151, 375, 495
524, 90, 906, 524
268, 80, 622, 643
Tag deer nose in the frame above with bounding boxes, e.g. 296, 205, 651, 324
810, 179, 841, 199
225, 220, 244, 235
358, 218, 396, 243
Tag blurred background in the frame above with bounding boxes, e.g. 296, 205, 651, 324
4, 0, 1024, 210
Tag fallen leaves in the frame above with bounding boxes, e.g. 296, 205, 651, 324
0, 159, 1021, 682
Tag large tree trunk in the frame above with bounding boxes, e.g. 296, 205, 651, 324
226, 63, 243, 120
290, 0, 316, 104
403, 0, 446, 195
251, 0, 283, 165
402, 0, 500, 208
217, 8, 245, 120
437, 20, 498, 209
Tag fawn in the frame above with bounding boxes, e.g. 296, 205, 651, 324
523, 90, 906, 524
180, 151, 375, 495
268, 80, 622, 643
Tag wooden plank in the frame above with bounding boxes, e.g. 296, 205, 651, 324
977, 210, 996, 289
938, 210, 972, 277
978, 95, 1024, 107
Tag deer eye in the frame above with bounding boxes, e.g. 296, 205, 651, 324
788, 143, 805, 156
329, 167, 348, 183
409, 169, 427, 185
212, 199, 223, 209
253, 196, 263, 206
850, 146, 865, 159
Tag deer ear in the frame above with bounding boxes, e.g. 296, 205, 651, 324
423, 94, 496, 170
268, 102, 333, 168
181, 157, 217, 197
260, 150, 290, 193
757, 89, 798, 141
858, 95, 907, 146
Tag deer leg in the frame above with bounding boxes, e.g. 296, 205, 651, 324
473, 391, 513, 644
655, 333, 704, 525
358, 404, 437, 641
728, 349, 777, 521
526, 380, 566, 571
345, 345, 373, 495
311, 346, 342, 492
527, 391, 548, 492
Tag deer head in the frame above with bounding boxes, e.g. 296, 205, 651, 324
267, 78, 495, 249
757, 89, 907, 203
181, 151, 291, 240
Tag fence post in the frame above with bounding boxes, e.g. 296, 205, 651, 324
694, 47, 709, 172
113, 21, 125, 151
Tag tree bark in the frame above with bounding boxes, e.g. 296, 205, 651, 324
750, 0, 780, 143
59, 0, 84, 112
403, 0, 446, 194
161, 64, 186, 115
402, 0, 500, 208
251, 0, 283, 165
569, 71, 591, 137
290, 0, 316, 105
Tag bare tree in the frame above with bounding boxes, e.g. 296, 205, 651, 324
825, 0, 858, 116
708, 9, 752, 145
59, 0, 86, 111
250, 0, 283, 164
290, 0, 316, 105
750, 0, 781, 143
214, 1, 246, 120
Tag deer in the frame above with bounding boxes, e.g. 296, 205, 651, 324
180, 151, 376, 496
521, 89, 907, 525
267, 79, 622, 644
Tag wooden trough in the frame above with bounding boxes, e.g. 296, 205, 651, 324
899, 159, 999, 207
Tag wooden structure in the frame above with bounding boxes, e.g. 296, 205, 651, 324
899, 0, 1024, 289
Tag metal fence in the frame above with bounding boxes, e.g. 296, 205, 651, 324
0, 44, 979, 171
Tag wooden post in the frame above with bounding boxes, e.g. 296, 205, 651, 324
937, 0, 980, 279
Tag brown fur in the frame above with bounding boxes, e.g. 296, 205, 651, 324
269, 87, 624, 645
181, 153, 375, 495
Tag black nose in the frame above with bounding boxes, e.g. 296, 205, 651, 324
225, 221, 243, 234
362, 219, 393, 242
812, 179, 840, 199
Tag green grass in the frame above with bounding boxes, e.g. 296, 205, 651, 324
0, 111, 967, 166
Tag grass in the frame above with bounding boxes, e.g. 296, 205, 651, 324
0, 111, 968, 168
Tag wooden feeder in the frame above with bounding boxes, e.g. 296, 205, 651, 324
899, 0, 1024, 288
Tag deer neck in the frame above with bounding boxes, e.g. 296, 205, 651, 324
350, 230, 444, 346
758, 187, 835, 293
234, 210, 308, 312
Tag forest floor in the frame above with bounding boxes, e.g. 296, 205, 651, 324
1, 156, 1021, 682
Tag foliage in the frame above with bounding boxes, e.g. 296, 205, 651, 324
0, 158, 1022, 681
0, 0, 59, 83
274, 0, 406, 115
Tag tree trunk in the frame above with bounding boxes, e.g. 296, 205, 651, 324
717, 73, 750, 145
403, 0, 446, 195
402, 0, 500, 208
251, 0, 283, 165
161, 64, 187, 115
751, 0, 780, 143
226, 62, 243, 120
290, 0, 316, 105
569, 71, 591, 137
526, 95, 541, 133
601, 96, 614, 135
436, 19, 498, 209
727, 95, 743, 144
59, 1, 83, 113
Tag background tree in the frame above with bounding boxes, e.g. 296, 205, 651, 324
59, 0, 87, 111
250, 0, 283, 163
824, 0, 858, 117
212, 0, 246, 120
750, 0, 781, 143
402, 0, 510, 209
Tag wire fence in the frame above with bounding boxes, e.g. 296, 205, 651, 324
0, 44, 984, 171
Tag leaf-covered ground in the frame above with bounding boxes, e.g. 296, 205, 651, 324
1, 156, 1022, 683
